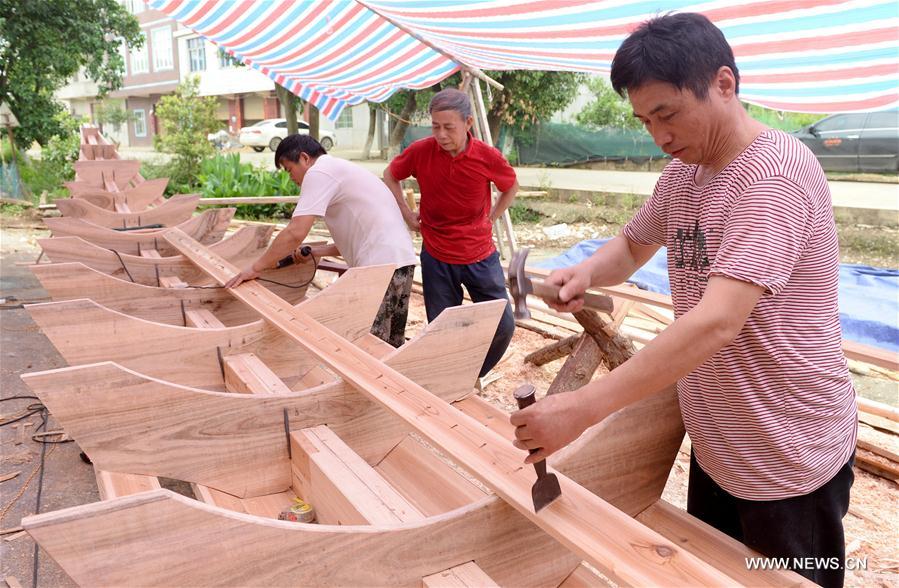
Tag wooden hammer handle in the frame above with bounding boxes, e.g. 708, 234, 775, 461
529, 280, 614, 313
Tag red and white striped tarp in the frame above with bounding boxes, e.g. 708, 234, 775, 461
148, 0, 899, 119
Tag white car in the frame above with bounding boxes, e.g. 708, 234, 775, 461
238, 118, 336, 152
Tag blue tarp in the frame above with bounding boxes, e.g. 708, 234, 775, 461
536, 238, 899, 353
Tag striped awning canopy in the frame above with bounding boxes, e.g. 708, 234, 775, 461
148, 0, 899, 119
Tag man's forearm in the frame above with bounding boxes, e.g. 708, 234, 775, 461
584, 234, 658, 287
490, 181, 519, 222
383, 169, 414, 217
252, 217, 314, 271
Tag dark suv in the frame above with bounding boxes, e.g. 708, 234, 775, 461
793, 110, 899, 173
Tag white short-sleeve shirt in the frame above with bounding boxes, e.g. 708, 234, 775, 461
292, 155, 417, 268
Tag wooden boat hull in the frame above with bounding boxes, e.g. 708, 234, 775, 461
31, 261, 313, 326
65, 178, 168, 210
44, 209, 235, 255
25, 265, 399, 389
55, 193, 199, 229
37, 225, 274, 286
73, 159, 141, 190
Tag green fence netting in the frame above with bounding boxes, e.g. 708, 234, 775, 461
402, 122, 666, 167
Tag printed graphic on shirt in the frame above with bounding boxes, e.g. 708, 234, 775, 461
672, 219, 711, 286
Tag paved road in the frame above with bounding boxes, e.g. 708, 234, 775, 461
120, 147, 898, 213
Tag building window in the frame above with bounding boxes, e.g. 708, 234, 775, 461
133, 109, 147, 137
130, 33, 149, 74
126, 0, 144, 15
187, 37, 206, 72
152, 26, 173, 71
335, 108, 353, 130
219, 48, 241, 68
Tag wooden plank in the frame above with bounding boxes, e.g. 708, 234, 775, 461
375, 435, 488, 517
557, 563, 612, 588
23, 487, 580, 588
67, 177, 168, 210
224, 353, 292, 394
290, 426, 424, 525
422, 561, 500, 588
44, 208, 235, 255
165, 228, 738, 587
636, 500, 814, 587
184, 308, 225, 329
94, 469, 161, 501
22, 301, 502, 498
857, 396, 899, 422
55, 194, 199, 229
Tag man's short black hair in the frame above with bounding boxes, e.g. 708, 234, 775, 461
610, 12, 739, 100
274, 133, 327, 168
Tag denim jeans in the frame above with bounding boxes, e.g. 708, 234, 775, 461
420, 247, 515, 377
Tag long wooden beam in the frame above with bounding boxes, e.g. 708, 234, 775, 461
164, 228, 737, 587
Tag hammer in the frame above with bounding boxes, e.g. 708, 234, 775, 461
508, 247, 614, 320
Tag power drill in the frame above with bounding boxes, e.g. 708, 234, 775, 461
276, 245, 313, 269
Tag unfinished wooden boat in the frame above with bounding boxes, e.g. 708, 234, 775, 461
54, 193, 199, 228
30, 261, 316, 326
36, 225, 273, 286
25, 265, 398, 389
43, 208, 235, 255
64, 177, 168, 210
19, 240, 806, 586
79, 143, 117, 160
73, 159, 142, 190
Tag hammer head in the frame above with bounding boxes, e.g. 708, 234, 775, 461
508, 247, 533, 320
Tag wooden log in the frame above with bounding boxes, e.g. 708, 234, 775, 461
546, 335, 602, 396
165, 228, 738, 587
573, 309, 637, 371
525, 334, 580, 366
55, 193, 199, 228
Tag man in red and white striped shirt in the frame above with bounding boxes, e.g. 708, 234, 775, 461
510, 13, 856, 588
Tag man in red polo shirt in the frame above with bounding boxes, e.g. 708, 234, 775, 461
384, 88, 519, 377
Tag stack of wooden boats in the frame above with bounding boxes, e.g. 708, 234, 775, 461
16, 129, 812, 586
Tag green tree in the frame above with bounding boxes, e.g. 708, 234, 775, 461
94, 99, 135, 143
153, 76, 221, 190
484, 70, 586, 140
576, 77, 641, 130
0, 0, 142, 148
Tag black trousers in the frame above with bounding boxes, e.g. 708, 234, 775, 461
687, 451, 854, 588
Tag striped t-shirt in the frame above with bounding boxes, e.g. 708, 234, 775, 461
623, 129, 857, 500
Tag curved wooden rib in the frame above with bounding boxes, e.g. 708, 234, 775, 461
43, 209, 235, 255
23, 488, 577, 588
55, 194, 199, 228
31, 261, 312, 326
36, 225, 272, 286
25, 265, 397, 388
21, 301, 503, 497
65, 178, 168, 209
73, 160, 141, 189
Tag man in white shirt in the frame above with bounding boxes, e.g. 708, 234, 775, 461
226, 134, 418, 347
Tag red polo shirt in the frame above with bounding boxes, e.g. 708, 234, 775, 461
389, 134, 517, 264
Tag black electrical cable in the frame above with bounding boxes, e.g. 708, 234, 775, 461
30, 408, 48, 588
